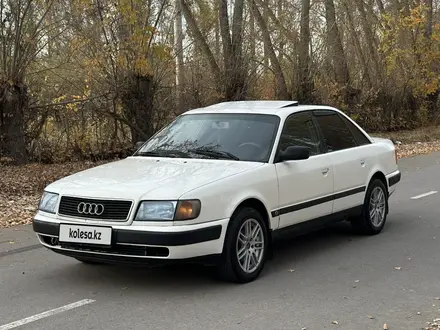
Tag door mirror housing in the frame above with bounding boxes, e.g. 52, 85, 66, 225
276, 146, 310, 162
135, 141, 145, 150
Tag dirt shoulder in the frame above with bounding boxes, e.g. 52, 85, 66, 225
0, 161, 108, 228
1, 126, 440, 229
374, 125, 440, 159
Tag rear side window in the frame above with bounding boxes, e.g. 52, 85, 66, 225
313, 111, 357, 152
339, 115, 371, 145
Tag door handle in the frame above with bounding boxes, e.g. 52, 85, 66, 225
321, 168, 329, 175
360, 160, 366, 166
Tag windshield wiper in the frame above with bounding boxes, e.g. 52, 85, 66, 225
189, 148, 240, 160
136, 149, 190, 158
136, 151, 162, 157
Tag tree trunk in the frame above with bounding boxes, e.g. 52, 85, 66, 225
220, 0, 247, 100
325, 0, 350, 85
424, 0, 433, 38
0, 81, 29, 164
254, 0, 299, 45
249, 8, 256, 80
249, 0, 290, 99
263, 0, 269, 74
219, 0, 232, 75
354, 0, 382, 86
174, 0, 185, 113
422, 0, 437, 121
181, 0, 221, 88
120, 74, 155, 143
342, 0, 372, 87
297, 0, 313, 102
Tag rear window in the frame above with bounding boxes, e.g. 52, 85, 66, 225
313, 111, 357, 152
339, 115, 371, 146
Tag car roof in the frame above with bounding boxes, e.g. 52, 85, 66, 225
183, 101, 340, 119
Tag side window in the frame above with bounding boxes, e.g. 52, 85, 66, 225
278, 112, 321, 156
339, 115, 371, 146
313, 111, 357, 152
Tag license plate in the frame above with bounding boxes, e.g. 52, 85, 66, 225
59, 224, 112, 245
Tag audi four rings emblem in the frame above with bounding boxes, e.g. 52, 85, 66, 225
77, 202, 105, 215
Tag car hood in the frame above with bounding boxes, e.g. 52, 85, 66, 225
46, 156, 264, 200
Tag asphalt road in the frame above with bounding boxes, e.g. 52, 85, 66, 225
1, 152, 440, 330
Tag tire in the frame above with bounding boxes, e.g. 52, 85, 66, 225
217, 207, 269, 283
351, 178, 388, 235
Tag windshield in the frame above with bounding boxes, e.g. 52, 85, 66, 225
135, 113, 281, 162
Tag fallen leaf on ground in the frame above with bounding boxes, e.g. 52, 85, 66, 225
426, 317, 440, 329
367, 315, 375, 319
395, 140, 440, 159
332, 320, 339, 325
0, 161, 109, 229
383, 323, 388, 329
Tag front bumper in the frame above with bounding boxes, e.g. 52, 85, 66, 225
33, 217, 229, 265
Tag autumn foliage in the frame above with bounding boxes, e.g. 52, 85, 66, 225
0, 0, 440, 164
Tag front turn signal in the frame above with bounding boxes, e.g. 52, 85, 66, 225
175, 200, 201, 220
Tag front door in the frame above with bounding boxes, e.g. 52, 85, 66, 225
274, 111, 334, 229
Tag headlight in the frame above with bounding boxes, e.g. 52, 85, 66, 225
39, 192, 59, 213
135, 200, 201, 221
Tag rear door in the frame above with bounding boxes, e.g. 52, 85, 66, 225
312, 110, 373, 213
274, 111, 334, 229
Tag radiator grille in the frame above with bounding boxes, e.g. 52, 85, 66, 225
58, 196, 132, 221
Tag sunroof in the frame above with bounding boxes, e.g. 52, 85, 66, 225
280, 101, 299, 108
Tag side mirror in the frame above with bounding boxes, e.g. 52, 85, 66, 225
135, 141, 145, 150
277, 146, 310, 162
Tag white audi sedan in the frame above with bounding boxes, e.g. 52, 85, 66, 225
33, 101, 401, 283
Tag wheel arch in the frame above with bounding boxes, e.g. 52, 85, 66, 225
368, 170, 388, 195
230, 197, 272, 233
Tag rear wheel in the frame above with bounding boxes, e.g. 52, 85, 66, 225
351, 178, 388, 235
217, 207, 269, 283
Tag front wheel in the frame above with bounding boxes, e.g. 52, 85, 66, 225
217, 207, 269, 283
351, 178, 388, 235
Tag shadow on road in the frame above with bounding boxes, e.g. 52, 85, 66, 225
41, 219, 407, 293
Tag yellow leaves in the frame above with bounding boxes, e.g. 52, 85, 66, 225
350, 114, 360, 122
145, 26, 157, 34
133, 57, 152, 76
118, 0, 144, 25
117, 54, 128, 68
66, 0, 168, 86
84, 85, 91, 98
151, 44, 172, 61
53, 95, 67, 103
71, 0, 95, 14
66, 102, 78, 112
379, 3, 440, 97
